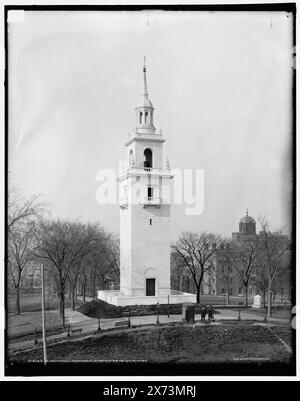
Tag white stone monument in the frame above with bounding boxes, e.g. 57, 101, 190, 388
98, 62, 196, 306
252, 294, 262, 308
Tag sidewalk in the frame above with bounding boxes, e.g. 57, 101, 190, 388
8, 307, 289, 354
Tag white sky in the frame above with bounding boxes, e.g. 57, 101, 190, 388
8, 10, 293, 239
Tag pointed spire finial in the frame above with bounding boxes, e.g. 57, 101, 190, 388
143, 57, 148, 97
246, 208, 248, 216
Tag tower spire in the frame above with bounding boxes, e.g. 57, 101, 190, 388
143, 56, 148, 97
134, 58, 155, 133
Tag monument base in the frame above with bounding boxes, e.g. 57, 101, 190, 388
252, 294, 262, 308
97, 289, 196, 306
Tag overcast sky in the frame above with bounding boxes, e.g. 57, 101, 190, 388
8, 10, 293, 239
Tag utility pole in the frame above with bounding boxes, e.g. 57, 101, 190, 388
41, 264, 47, 365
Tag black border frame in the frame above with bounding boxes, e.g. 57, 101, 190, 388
4, 3, 297, 377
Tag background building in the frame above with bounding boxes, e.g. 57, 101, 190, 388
171, 211, 291, 305
214, 211, 291, 303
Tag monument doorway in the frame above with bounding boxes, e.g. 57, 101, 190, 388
146, 278, 155, 296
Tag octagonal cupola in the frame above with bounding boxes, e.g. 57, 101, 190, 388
239, 209, 256, 235
135, 58, 155, 134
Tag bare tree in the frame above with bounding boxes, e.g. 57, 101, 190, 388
171, 232, 220, 303
79, 264, 89, 302
216, 242, 232, 305
221, 254, 231, 305
170, 251, 187, 291
33, 220, 100, 326
255, 266, 269, 308
231, 239, 260, 307
100, 233, 120, 282
8, 221, 36, 314
8, 192, 46, 231
258, 217, 290, 318
272, 254, 291, 302
7, 193, 46, 314
75, 230, 119, 300
68, 261, 83, 310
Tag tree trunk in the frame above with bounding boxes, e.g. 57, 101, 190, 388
58, 290, 65, 327
93, 275, 96, 300
263, 290, 266, 308
196, 286, 201, 304
244, 284, 248, 307
83, 282, 86, 302
267, 278, 272, 319
71, 285, 76, 310
30, 273, 35, 291
15, 286, 21, 315
227, 278, 230, 305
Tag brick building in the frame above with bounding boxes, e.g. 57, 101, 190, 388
213, 211, 291, 302
170, 211, 291, 303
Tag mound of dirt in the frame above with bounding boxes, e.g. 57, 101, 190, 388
77, 299, 124, 319
77, 300, 220, 319
11, 323, 293, 364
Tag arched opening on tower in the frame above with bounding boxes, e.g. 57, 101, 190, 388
144, 148, 152, 169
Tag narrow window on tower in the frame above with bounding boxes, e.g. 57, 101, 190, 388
150, 218, 152, 226
147, 186, 153, 200
145, 111, 148, 123
144, 148, 152, 169
129, 150, 134, 166
139, 111, 142, 124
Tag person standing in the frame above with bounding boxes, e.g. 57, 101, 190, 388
201, 305, 207, 321
208, 305, 215, 321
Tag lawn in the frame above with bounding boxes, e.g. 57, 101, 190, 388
7, 294, 85, 314
243, 306, 291, 320
7, 310, 64, 341
9, 323, 293, 364
7, 294, 85, 341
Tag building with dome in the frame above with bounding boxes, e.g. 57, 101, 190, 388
174, 211, 291, 302
213, 211, 290, 300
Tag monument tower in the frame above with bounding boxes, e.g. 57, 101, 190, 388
118, 59, 172, 303
98, 61, 196, 306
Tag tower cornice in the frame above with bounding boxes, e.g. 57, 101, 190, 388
118, 168, 173, 182
125, 133, 165, 146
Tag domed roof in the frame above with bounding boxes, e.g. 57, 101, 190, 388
240, 211, 256, 224
136, 95, 153, 109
